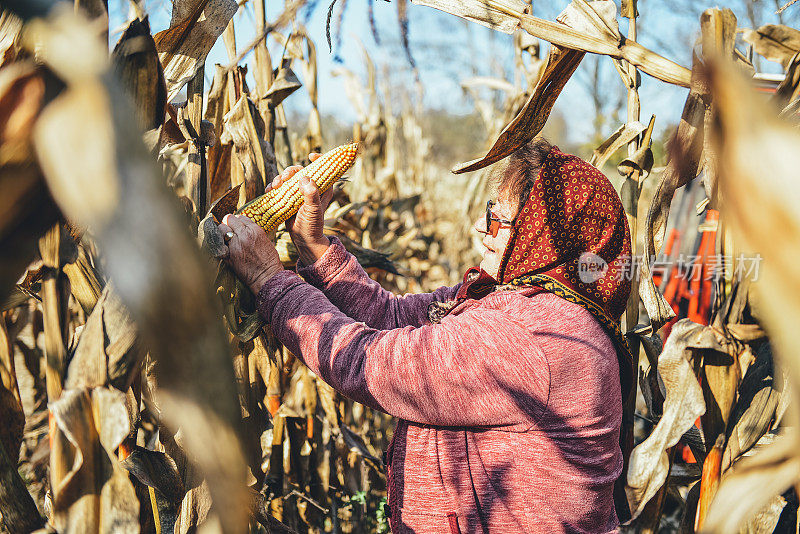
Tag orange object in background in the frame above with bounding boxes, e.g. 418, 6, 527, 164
652, 227, 679, 287
688, 210, 718, 324
658, 210, 718, 464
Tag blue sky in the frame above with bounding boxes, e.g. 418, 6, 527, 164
110, 0, 793, 145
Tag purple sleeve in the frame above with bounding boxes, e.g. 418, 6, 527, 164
256, 270, 550, 427
296, 236, 460, 329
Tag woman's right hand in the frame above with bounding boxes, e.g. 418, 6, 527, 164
269, 153, 335, 266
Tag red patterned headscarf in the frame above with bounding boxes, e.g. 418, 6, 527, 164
498, 145, 631, 321
432, 144, 633, 397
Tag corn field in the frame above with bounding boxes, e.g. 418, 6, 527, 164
1, 0, 800, 532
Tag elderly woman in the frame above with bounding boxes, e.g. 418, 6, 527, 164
221, 138, 633, 533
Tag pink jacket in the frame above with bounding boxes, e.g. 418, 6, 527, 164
257, 237, 622, 533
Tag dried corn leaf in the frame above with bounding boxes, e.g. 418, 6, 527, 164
65, 286, 144, 392
264, 65, 302, 107
159, 392, 247, 533
701, 430, 800, 533
35, 80, 119, 226
221, 94, 277, 206
62, 243, 104, 314
723, 340, 780, 472
743, 24, 800, 68
774, 52, 800, 107
121, 446, 185, 503
700, 9, 736, 211
415, 0, 690, 87
589, 121, 646, 169
698, 56, 800, 529
154, 0, 237, 102
412, 0, 529, 33
626, 320, 706, 519
112, 16, 167, 132
699, 350, 740, 446
0, 9, 23, 67
0, 431, 44, 533
453, 46, 584, 173
204, 64, 244, 206
0, 61, 42, 166
49, 387, 139, 533
617, 142, 654, 179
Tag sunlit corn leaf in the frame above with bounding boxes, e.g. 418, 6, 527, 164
49, 387, 139, 532
204, 64, 248, 207
154, 0, 237, 102
638, 57, 707, 331
411, 0, 530, 34
743, 24, 800, 68
112, 16, 167, 132
590, 120, 646, 169
698, 347, 739, 446
626, 320, 706, 519
62, 242, 105, 315
618, 115, 656, 179
0, 8, 23, 67
774, 51, 800, 108
414, 0, 690, 87
264, 65, 302, 108
453, 45, 584, 173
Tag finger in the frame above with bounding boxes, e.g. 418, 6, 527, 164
223, 213, 248, 232
218, 222, 232, 234
308, 152, 321, 162
271, 165, 302, 190
238, 214, 261, 229
299, 175, 320, 204
320, 187, 335, 207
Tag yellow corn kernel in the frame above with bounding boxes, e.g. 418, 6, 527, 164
238, 142, 359, 233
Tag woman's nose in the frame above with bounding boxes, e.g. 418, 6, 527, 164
473, 216, 487, 235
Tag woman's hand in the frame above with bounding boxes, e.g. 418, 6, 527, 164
219, 213, 283, 294
269, 153, 335, 266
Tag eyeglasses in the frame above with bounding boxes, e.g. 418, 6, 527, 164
485, 200, 514, 237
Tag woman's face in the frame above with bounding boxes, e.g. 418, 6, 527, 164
473, 194, 516, 280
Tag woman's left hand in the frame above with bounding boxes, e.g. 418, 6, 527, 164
219, 213, 283, 294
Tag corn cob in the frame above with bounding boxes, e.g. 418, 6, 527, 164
238, 143, 359, 233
